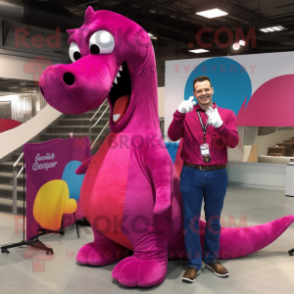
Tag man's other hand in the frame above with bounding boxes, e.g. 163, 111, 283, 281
207, 107, 223, 128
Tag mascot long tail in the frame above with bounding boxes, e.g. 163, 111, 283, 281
197, 215, 294, 259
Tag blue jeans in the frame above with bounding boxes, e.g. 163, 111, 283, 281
180, 165, 228, 270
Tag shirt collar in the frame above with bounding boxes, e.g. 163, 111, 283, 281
195, 102, 217, 112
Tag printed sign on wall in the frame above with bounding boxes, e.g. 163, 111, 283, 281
23, 137, 91, 240
165, 51, 294, 136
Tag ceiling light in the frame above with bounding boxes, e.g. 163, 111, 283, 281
239, 40, 246, 46
189, 49, 209, 53
233, 43, 240, 50
260, 25, 285, 33
272, 26, 281, 31
196, 8, 228, 19
272, 26, 284, 31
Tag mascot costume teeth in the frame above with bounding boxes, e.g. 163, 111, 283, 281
40, 7, 294, 288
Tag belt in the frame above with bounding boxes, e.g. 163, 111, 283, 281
184, 161, 226, 171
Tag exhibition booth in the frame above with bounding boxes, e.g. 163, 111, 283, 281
164, 51, 294, 189
0, 4, 294, 294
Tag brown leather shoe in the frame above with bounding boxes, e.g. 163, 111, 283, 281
182, 267, 201, 283
205, 261, 229, 277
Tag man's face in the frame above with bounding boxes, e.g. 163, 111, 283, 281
193, 80, 214, 107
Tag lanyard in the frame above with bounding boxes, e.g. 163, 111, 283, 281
197, 110, 209, 143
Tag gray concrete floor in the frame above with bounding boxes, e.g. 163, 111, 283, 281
0, 185, 294, 294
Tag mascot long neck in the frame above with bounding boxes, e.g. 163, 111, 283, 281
113, 46, 161, 135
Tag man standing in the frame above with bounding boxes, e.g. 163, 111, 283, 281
168, 75, 239, 283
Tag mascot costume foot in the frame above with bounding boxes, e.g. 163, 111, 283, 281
40, 7, 294, 288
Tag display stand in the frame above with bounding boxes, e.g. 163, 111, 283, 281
1, 208, 80, 254
37, 212, 79, 239
285, 164, 294, 197
1, 191, 80, 254
76, 217, 91, 227
37, 218, 65, 238
73, 213, 80, 238
1, 158, 54, 255
285, 163, 294, 256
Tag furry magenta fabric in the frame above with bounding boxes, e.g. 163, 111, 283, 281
40, 7, 294, 288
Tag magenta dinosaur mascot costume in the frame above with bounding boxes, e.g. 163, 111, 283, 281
40, 7, 294, 288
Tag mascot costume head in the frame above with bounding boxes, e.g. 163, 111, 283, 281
40, 7, 294, 288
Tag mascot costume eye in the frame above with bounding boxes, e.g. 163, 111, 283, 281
40, 7, 294, 288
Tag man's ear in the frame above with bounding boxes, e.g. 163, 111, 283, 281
211, 87, 214, 94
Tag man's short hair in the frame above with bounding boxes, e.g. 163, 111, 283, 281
193, 76, 212, 91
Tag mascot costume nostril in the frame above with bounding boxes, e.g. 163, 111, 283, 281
40, 7, 294, 288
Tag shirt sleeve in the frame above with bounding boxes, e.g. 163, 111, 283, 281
215, 110, 239, 148
167, 110, 186, 141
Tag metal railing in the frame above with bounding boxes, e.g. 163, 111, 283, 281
88, 99, 110, 150
91, 121, 109, 149
12, 152, 24, 215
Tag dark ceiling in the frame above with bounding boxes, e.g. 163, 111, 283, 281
48, 0, 294, 60
2, 0, 294, 91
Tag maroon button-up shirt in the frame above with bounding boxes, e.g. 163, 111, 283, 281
168, 102, 239, 165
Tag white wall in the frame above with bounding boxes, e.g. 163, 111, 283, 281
228, 127, 289, 187
158, 87, 165, 118
0, 53, 62, 81
0, 54, 35, 81
228, 126, 244, 162
227, 162, 286, 189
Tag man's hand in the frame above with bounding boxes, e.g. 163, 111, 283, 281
177, 96, 196, 114
207, 107, 223, 128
